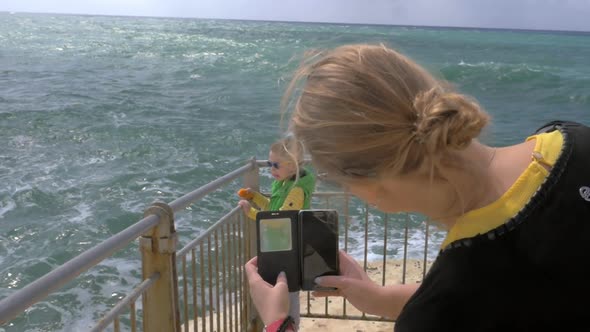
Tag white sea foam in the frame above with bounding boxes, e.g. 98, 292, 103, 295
0, 199, 16, 219
339, 211, 444, 262
11, 135, 35, 149
71, 203, 93, 223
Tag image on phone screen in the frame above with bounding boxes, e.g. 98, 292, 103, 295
259, 218, 292, 252
300, 211, 339, 290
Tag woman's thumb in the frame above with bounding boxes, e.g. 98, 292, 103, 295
275, 271, 288, 288
314, 275, 348, 289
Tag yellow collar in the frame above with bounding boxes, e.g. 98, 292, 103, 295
441, 130, 564, 249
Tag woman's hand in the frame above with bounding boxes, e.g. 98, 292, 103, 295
244, 256, 290, 325
312, 250, 385, 315
313, 250, 419, 318
238, 200, 251, 215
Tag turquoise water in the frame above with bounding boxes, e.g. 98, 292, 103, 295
1, 12, 589, 331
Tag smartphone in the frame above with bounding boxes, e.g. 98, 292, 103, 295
256, 210, 301, 292
299, 210, 340, 291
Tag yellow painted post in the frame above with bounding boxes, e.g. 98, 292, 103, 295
243, 158, 263, 332
243, 158, 260, 259
140, 202, 180, 332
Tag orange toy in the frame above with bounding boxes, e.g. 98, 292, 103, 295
237, 188, 254, 200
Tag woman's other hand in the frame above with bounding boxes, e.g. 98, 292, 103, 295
244, 256, 290, 325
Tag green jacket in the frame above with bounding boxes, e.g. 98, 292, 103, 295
268, 168, 315, 211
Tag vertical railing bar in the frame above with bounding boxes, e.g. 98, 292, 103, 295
113, 317, 120, 332
182, 255, 189, 332
214, 230, 221, 332
244, 212, 252, 330
237, 214, 243, 330
247, 213, 253, 330
238, 213, 246, 330
402, 213, 409, 284
363, 203, 369, 272
208, 236, 214, 332
199, 242, 207, 332
199, 243, 206, 332
324, 196, 331, 315
343, 191, 350, 317
382, 214, 388, 287
130, 302, 137, 332
362, 203, 369, 319
344, 192, 350, 253
232, 222, 239, 331
191, 249, 198, 332
221, 225, 228, 332
242, 160, 261, 330
423, 218, 430, 279
226, 223, 233, 332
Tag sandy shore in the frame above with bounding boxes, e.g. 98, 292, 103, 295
183, 258, 432, 331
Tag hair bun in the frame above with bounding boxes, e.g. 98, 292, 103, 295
412, 88, 489, 154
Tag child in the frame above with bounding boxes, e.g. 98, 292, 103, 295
237, 136, 316, 330
237, 137, 315, 220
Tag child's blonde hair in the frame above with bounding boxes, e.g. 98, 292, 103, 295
270, 136, 304, 168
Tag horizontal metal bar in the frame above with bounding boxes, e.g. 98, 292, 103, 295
0, 214, 160, 324
90, 273, 160, 332
169, 164, 254, 212
177, 206, 241, 257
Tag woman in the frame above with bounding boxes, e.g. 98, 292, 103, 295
245, 44, 590, 332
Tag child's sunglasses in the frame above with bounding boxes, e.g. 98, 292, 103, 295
267, 160, 293, 170
267, 161, 281, 169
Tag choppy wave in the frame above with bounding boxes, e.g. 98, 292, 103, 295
441, 60, 561, 86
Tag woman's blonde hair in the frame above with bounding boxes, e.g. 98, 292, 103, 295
282, 43, 489, 181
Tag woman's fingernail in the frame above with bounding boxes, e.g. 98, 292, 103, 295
314, 277, 322, 285
279, 271, 286, 278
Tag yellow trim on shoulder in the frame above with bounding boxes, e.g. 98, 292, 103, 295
526, 130, 564, 167
441, 130, 564, 249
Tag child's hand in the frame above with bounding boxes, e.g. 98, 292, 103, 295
238, 200, 251, 214
237, 188, 255, 200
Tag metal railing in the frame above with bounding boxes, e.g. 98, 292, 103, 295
0, 159, 438, 331
299, 192, 434, 323
175, 207, 250, 332
0, 159, 262, 332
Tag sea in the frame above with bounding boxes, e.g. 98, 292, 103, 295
1, 12, 589, 331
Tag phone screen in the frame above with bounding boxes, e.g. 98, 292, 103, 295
300, 210, 339, 290
259, 218, 292, 252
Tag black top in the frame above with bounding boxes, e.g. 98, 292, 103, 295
395, 121, 590, 332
